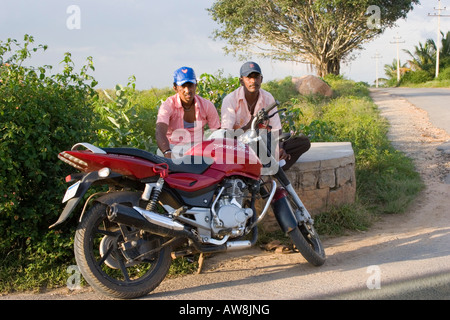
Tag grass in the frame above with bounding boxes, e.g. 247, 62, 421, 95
400, 79, 450, 88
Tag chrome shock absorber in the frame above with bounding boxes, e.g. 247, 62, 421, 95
142, 177, 164, 211
141, 163, 169, 212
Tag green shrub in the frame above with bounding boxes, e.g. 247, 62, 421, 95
197, 70, 240, 112
401, 70, 434, 84
0, 35, 98, 288
94, 76, 166, 152
437, 66, 450, 80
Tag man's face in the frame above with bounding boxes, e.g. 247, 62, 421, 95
240, 72, 262, 93
174, 82, 196, 105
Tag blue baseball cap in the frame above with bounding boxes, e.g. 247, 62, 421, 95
173, 66, 197, 86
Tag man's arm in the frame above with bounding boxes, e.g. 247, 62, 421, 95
155, 122, 172, 158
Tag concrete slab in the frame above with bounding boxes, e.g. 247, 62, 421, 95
298, 142, 354, 163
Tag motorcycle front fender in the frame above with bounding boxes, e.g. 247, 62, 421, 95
271, 187, 298, 233
49, 171, 120, 229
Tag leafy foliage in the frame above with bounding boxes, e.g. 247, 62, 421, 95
197, 70, 240, 112
384, 30, 450, 86
209, 0, 419, 76
0, 35, 98, 280
94, 76, 165, 152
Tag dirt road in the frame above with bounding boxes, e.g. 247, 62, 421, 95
2, 88, 450, 301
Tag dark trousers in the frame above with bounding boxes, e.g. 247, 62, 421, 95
281, 135, 311, 171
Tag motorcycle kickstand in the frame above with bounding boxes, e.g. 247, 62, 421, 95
197, 253, 206, 274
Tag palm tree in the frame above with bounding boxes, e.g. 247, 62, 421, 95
384, 59, 409, 78
437, 31, 450, 70
380, 59, 409, 85
404, 39, 436, 72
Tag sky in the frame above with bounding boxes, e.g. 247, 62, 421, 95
1, 0, 450, 90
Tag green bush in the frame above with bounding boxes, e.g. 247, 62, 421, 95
94, 76, 166, 152
401, 69, 434, 84
0, 35, 98, 288
437, 66, 450, 80
197, 70, 240, 112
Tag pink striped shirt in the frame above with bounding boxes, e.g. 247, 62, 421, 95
157, 94, 220, 144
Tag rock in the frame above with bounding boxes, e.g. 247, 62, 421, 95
292, 75, 333, 97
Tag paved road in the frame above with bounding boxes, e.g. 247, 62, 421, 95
380, 87, 450, 134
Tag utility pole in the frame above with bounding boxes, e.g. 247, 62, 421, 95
428, 0, 450, 78
390, 34, 405, 82
372, 51, 382, 88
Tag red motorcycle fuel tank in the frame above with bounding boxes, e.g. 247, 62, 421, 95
185, 138, 262, 180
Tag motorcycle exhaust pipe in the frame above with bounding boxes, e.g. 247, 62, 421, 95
107, 203, 258, 253
107, 203, 187, 238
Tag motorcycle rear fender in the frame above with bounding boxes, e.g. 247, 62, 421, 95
271, 187, 298, 233
49, 171, 121, 229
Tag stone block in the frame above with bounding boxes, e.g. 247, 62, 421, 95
318, 169, 335, 189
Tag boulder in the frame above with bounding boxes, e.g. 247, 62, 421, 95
292, 75, 333, 97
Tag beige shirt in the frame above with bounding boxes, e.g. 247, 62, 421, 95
221, 87, 282, 131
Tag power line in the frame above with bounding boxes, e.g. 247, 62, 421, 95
390, 34, 405, 82
428, 0, 450, 78
372, 51, 383, 88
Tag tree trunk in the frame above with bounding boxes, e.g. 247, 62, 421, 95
327, 57, 340, 75
316, 58, 341, 77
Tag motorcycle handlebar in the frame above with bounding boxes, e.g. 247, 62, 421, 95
264, 100, 279, 114
250, 100, 281, 132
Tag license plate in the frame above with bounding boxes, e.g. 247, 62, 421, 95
62, 181, 81, 203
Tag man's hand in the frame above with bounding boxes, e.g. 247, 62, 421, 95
279, 148, 291, 161
163, 151, 172, 159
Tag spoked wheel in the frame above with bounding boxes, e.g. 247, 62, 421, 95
74, 203, 172, 299
286, 196, 326, 266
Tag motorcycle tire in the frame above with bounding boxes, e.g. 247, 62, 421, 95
74, 202, 172, 299
288, 223, 326, 266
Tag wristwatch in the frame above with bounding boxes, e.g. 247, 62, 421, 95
163, 149, 172, 155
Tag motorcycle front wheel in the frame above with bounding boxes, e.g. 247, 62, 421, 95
289, 223, 326, 266
74, 203, 172, 299
286, 196, 326, 266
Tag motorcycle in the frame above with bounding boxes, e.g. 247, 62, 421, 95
51, 101, 325, 299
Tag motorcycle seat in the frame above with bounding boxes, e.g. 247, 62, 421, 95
101, 147, 211, 175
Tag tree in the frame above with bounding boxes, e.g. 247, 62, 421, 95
404, 39, 436, 72
209, 0, 419, 77
380, 59, 409, 86
404, 31, 450, 73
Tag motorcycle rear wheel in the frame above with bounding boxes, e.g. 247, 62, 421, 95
74, 203, 172, 299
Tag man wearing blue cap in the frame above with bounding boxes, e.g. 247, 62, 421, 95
221, 61, 310, 170
156, 66, 220, 158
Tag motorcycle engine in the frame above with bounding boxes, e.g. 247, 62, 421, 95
212, 179, 253, 238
